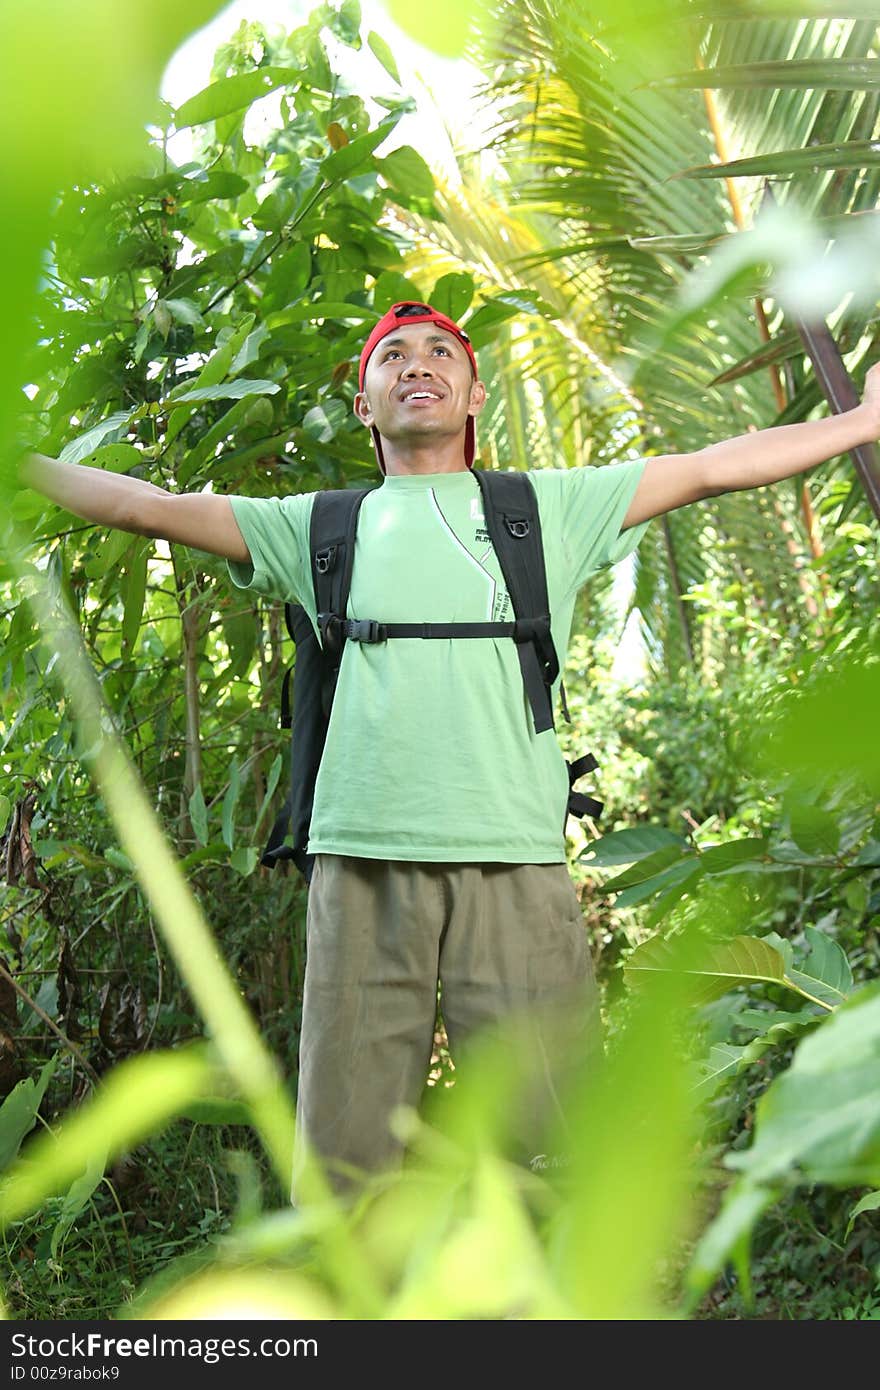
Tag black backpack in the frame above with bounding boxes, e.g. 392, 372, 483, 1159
261, 469, 603, 882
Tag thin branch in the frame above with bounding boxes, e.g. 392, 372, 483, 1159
0, 959, 100, 1087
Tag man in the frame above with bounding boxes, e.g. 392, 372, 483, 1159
23, 302, 880, 1197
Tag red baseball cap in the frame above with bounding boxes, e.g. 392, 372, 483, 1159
358, 301, 479, 472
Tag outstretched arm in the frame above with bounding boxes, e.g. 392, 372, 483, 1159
20, 452, 251, 563
622, 362, 880, 529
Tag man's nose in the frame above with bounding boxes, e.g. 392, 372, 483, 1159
402, 361, 434, 376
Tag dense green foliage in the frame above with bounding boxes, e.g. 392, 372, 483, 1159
1, 0, 879, 1321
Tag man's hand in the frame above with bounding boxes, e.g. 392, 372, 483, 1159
861, 360, 880, 435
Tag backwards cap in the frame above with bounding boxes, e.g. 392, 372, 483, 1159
358, 301, 479, 472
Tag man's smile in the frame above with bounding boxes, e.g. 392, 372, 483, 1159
398, 386, 444, 404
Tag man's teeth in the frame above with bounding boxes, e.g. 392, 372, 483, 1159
405, 391, 438, 399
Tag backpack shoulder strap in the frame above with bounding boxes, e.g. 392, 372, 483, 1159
310, 488, 373, 618
310, 487, 374, 712
472, 469, 559, 734
474, 468, 602, 821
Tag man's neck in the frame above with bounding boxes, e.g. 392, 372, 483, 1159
380, 435, 468, 476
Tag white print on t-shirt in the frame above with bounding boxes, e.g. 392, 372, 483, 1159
473, 526, 495, 567
428, 488, 497, 620
493, 591, 512, 622
470, 498, 485, 523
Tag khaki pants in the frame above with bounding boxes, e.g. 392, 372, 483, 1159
292, 854, 600, 1200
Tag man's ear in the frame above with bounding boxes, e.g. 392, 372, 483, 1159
468, 380, 487, 417
354, 391, 374, 427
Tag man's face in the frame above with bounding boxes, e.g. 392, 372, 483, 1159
354, 321, 486, 447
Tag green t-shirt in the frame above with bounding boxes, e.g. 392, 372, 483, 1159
228, 462, 648, 863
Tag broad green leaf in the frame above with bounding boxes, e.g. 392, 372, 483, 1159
59, 411, 132, 465
221, 607, 257, 679
221, 759, 241, 851
629, 929, 846, 1012
853, 840, 880, 868
0, 1049, 214, 1223
302, 400, 347, 443
785, 926, 853, 1010
579, 825, 690, 866
788, 802, 841, 858
699, 838, 769, 873
643, 876, 694, 929
375, 145, 435, 200
121, 542, 148, 653
179, 171, 249, 204
132, 318, 151, 364
154, 300, 172, 339
430, 272, 475, 321
164, 297, 205, 329
273, 239, 312, 301
163, 379, 280, 407
612, 856, 702, 909
367, 30, 401, 84
694, 1043, 748, 1094
174, 68, 302, 129
1, 691, 39, 756
372, 269, 425, 311
265, 302, 376, 326
767, 840, 824, 866
739, 1007, 823, 1041
625, 934, 788, 1005
0, 794, 9, 836
10, 488, 50, 520
686, 1181, 777, 1305
78, 442, 143, 474
104, 847, 135, 874
462, 293, 541, 343
228, 323, 270, 375
460, 301, 528, 348
321, 120, 397, 179
189, 784, 208, 847
338, 0, 362, 47
230, 847, 259, 877
192, 315, 257, 392
35, 837, 96, 867
179, 841, 229, 871
602, 842, 692, 892
0, 1058, 58, 1171
761, 931, 794, 972
50, 1152, 106, 1259
177, 398, 253, 482
82, 529, 136, 581
726, 984, 880, 1188
846, 1190, 880, 1240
